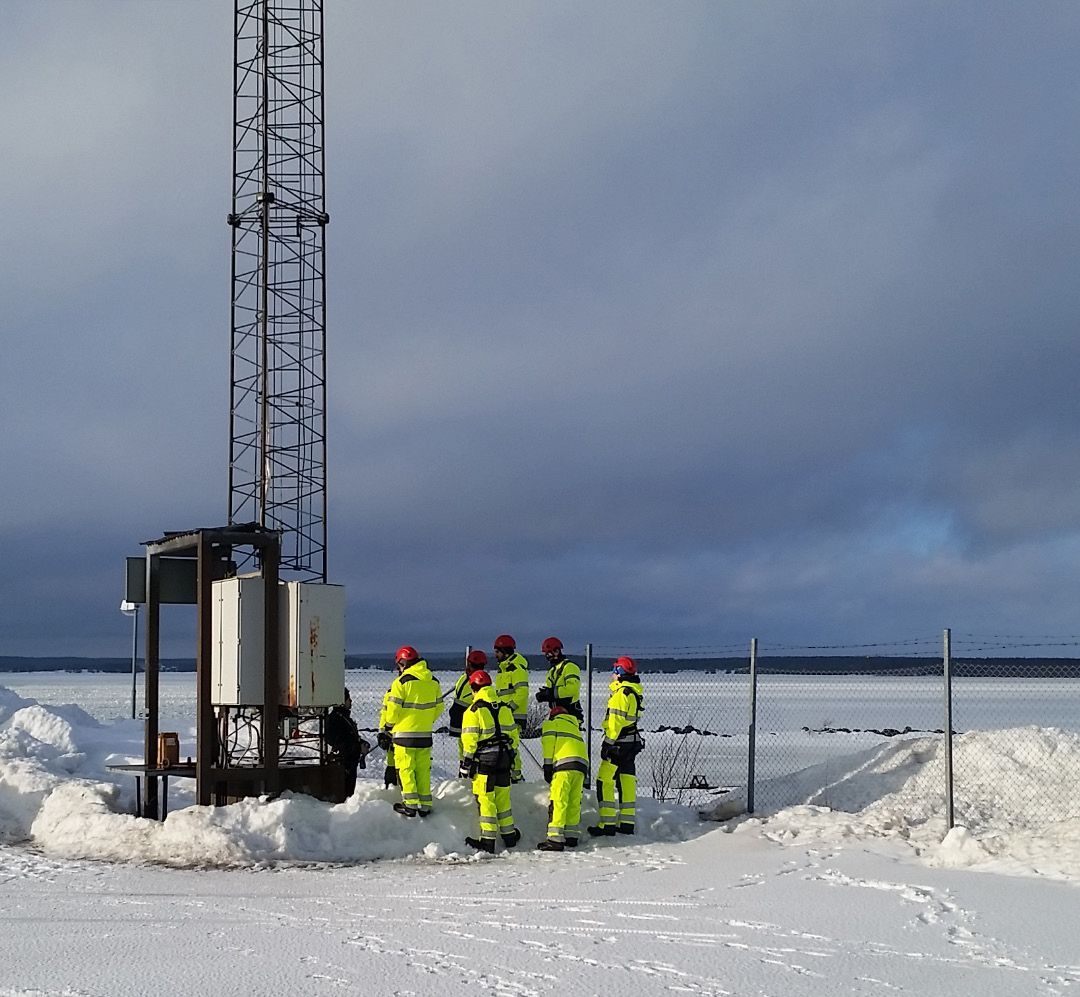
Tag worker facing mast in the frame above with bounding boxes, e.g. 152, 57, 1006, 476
460, 669, 520, 853
380, 646, 444, 817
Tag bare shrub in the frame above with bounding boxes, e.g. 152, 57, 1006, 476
522, 700, 548, 739
649, 731, 704, 805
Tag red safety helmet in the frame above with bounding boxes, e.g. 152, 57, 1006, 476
466, 649, 488, 668
468, 670, 492, 688
395, 645, 420, 665
613, 656, 637, 677
549, 706, 568, 718
541, 637, 563, 654
493, 634, 516, 651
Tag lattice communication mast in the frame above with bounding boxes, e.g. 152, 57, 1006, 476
228, 0, 328, 582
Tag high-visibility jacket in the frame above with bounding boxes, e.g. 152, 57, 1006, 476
541, 655, 581, 712
496, 652, 530, 723
601, 675, 643, 750
382, 660, 444, 748
378, 681, 395, 730
541, 711, 589, 776
447, 672, 474, 737
461, 686, 519, 775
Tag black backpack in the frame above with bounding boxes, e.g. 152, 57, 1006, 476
472, 701, 514, 774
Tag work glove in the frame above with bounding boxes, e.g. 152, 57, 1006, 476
458, 762, 471, 779
600, 742, 613, 762
376, 731, 392, 751
535, 687, 552, 704
511, 771, 525, 784
543, 763, 553, 784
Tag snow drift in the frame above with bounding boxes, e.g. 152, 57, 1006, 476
3, 684, 1080, 880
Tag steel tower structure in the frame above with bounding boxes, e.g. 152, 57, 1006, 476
228, 0, 328, 581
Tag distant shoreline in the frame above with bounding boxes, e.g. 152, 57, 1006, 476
2, 654, 1079, 677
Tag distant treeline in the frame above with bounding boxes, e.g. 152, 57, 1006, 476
3, 654, 1080, 678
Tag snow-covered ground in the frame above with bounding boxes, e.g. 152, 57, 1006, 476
2, 676, 1079, 995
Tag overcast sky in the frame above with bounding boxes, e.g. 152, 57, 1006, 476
3, 1, 1079, 658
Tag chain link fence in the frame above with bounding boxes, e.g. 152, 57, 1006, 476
748, 637, 945, 815
948, 633, 1080, 832
343, 634, 1080, 831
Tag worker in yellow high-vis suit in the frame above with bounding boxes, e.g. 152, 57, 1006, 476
381, 646, 444, 817
493, 634, 529, 780
377, 678, 399, 789
535, 636, 582, 722
449, 650, 488, 759
588, 656, 644, 837
459, 670, 520, 853
536, 705, 588, 851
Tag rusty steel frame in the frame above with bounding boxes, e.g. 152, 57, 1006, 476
228, 0, 328, 583
141, 525, 282, 817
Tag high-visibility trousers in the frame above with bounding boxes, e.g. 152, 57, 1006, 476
596, 757, 636, 828
510, 721, 525, 781
471, 772, 515, 842
396, 744, 433, 814
546, 769, 584, 842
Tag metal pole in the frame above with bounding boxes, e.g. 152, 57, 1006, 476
130, 606, 139, 720
144, 553, 161, 818
263, 536, 281, 795
585, 643, 593, 788
196, 537, 216, 807
747, 637, 758, 814
943, 627, 954, 831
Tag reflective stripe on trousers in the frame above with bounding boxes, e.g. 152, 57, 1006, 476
397, 744, 433, 814
547, 769, 584, 842
471, 774, 514, 842
596, 758, 635, 827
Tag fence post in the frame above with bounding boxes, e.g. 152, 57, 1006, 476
585, 642, 593, 788
747, 637, 758, 814
943, 627, 954, 831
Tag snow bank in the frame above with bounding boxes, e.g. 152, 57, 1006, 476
4, 684, 1080, 879
0, 686, 698, 866
728, 726, 1080, 881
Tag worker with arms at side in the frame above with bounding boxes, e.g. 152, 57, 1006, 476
537, 705, 588, 851
493, 634, 529, 780
381, 646, 444, 817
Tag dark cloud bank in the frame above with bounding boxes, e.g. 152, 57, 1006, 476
2, 2, 1079, 657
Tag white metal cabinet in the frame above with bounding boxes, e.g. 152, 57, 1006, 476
211, 577, 345, 707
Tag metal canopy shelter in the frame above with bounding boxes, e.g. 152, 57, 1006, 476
140, 523, 281, 818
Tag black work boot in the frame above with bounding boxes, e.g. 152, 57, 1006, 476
501, 829, 521, 848
536, 839, 564, 852
617, 822, 635, 834
465, 836, 496, 854
587, 824, 616, 837
565, 837, 579, 848
393, 802, 418, 817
